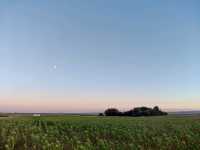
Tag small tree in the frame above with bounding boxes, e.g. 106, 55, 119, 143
153, 106, 160, 112
104, 108, 121, 116
98, 113, 104, 116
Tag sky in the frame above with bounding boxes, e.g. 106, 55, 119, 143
0, 0, 200, 113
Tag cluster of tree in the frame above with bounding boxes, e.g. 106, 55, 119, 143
102, 106, 168, 116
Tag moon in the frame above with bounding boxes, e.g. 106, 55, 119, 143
49, 65, 57, 72
53, 65, 57, 69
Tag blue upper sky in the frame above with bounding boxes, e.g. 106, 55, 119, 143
0, 0, 200, 112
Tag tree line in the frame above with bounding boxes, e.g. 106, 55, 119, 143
100, 106, 168, 116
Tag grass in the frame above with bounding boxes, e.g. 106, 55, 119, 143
0, 115, 199, 150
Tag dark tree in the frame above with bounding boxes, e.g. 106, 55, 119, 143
104, 108, 121, 116
98, 113, 104, 116
153, 106, 160, 112
103, 106, 168, 117
123, 109, 135, 116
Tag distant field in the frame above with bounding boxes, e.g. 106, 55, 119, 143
0, 116, 200, 150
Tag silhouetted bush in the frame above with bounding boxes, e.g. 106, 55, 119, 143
104, 108, 121, 116
98, 113, 104, 116
104, 106, 167, 117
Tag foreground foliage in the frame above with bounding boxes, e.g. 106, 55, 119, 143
0, 116, 200, 150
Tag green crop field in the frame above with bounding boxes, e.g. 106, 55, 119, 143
0, 116, 200, 150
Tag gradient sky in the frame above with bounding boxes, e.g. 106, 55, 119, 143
0, 0, 200, 112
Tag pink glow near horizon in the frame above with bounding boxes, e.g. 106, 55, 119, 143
0, 91, 199, 113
